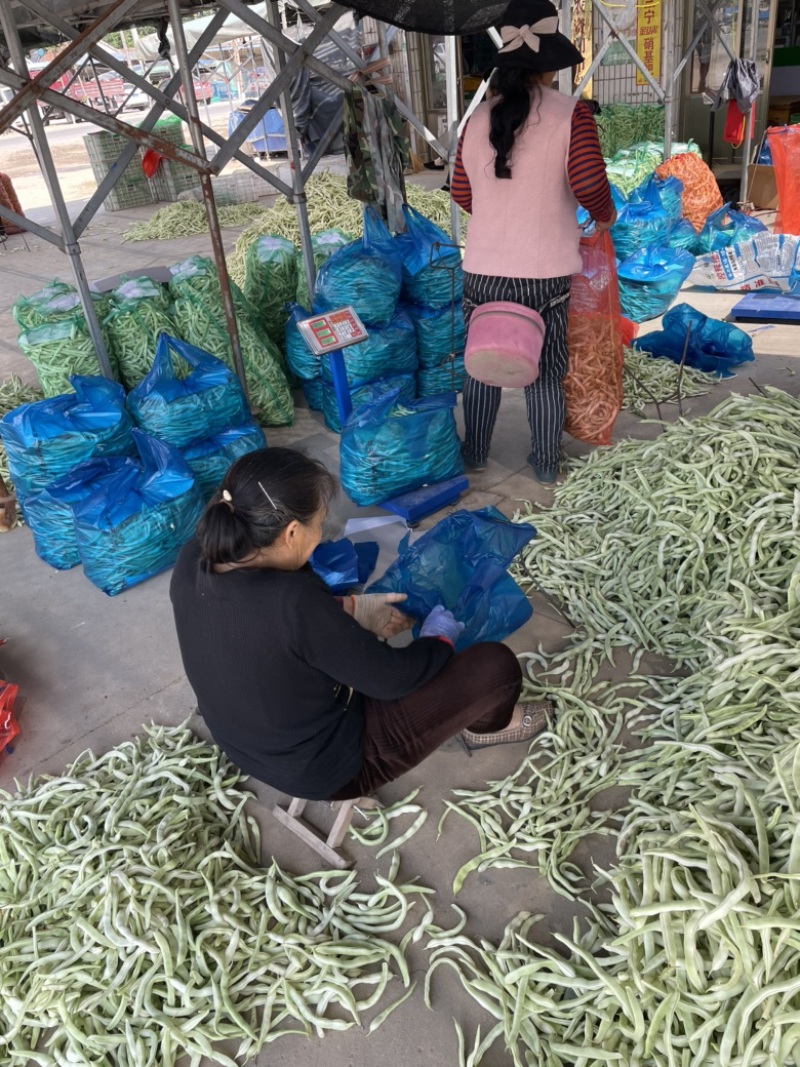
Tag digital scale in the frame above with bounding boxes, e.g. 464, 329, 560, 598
729, 291, 800, 325
298, 306, 468, 524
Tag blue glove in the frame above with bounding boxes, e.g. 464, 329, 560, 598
419, 605, 465, 645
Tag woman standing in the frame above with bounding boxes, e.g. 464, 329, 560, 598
170, 448, 551, 803
451, 0, 615, 482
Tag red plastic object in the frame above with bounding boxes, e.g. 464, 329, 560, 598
141, 149, 163, 179
620, 316, 639, 348
0, 679, 20, 757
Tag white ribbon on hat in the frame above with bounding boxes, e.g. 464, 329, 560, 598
498, 16, 560, 54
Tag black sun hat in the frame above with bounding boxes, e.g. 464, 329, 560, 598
494, 0, 584, 73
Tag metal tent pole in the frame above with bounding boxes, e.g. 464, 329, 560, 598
265, 0, 317, 309
445, 36, 461, 244
166, 0, 248, 397
663, 0, 676, 156
0, 4, 114, 380
739, 0, 760, 205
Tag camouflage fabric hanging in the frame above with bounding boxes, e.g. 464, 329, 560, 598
343, 84, 409, 233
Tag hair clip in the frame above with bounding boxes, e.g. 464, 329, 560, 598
258, 481, 278, 509
221, 489, 234, 512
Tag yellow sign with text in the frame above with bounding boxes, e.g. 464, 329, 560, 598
636, 0, 662, 86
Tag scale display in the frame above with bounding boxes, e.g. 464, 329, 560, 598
297, 307, 369, 356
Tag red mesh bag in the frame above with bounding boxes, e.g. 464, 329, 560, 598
655, 153, 723, 232
0, 172, 25, 235
766, 126, 800, 236
564, 231, 624, 447
0, 679, 20, 757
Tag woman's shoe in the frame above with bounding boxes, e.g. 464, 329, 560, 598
459, 701, 553, 756
462, 447, 487, 472
527, 454, 557, 484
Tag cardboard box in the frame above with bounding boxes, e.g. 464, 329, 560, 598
747, 164, 779, 210
767, 97, 800, 126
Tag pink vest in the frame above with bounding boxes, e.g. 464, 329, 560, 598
462, 89, 583, 280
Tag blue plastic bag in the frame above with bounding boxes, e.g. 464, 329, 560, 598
339, 383, 463, 506
667, 219, 698, 252
0, 375, 133, 501
611, 200, 672, 262
617, 247, 695, 323
182, 424, 266, 501
369, 507, 536, 651
319, 312, 418, 389
301, 377, 323, 411
72, 429, 204, 596
417, 356, 466, 397
634, 303, 755, 375
397, 205, 464, 309
322, 372, 416, 435
314, 209, 402, 327
408, 303, 466, 368
127, 335, 253, 449
285, 303, 320, 382
22, 457, 129, 571
694, 205, 768, 256
631, 174, 684, 222
310, 539, 380, 594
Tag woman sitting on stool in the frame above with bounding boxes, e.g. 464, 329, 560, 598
170, 447, 550, 802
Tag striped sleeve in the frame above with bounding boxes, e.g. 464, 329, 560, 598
450, 122, 472, 215
568, 101, 614, 224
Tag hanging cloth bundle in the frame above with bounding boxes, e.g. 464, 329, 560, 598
342, 75, 409, 233
712, 59, 761, 148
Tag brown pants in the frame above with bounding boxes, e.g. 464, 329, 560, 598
331, 642, 521, 800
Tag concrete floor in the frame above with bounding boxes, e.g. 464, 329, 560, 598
2, 190, 800, 1067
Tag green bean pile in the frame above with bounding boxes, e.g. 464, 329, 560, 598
169, 257, 294, 427
17, 318, 104, 398
226, 175, 467, 286
243, 235, 298, 349
348, 788, 429, 857
595, 105, 666, 159
12, 281, 77, 330
622, 346, 719, 415
122, 201, 268, 243
428, 388, 800, 1065
104, 280, 178, 391
0, 723, 432, 1067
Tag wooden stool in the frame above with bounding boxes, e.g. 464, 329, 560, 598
272, 795, 380, 869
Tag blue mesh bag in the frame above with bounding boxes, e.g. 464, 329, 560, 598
369, 507, 536, 651
301, 377, 323, 411
634, 303, 755, 375
72, 430, 204, 596
339, 383, 463, 506
182, 424, 266, 501
323, 372, 416, 435
408, 303, 466, 368
285, 303, 319, 382
667, 219, 698, 251
630, 174, 684, 223
0, 375, 133, 501
314, 210, 402, 327
611, 200, 671, 261
22, 456, 129, 571
127, 335, 252, 449
694, 205, 768, 255
397, 204, 464, 309
417, 355, 466, 397
319, 312, 418, 389
617, 248, 695, 323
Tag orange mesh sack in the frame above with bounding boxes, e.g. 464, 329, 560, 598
766, 126, 800, 236
564, 231, 624, 447
655, 153, 723, 232
0, 680, 20, 758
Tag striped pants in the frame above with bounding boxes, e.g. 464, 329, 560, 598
462, 272, 571, 471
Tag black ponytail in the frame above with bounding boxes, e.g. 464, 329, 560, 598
197, 447, 337, 570
489, 67, 542, 179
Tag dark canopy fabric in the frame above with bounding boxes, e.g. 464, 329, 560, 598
335, 0, 507, 35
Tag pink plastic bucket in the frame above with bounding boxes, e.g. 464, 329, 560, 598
464, 301, 545, 388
